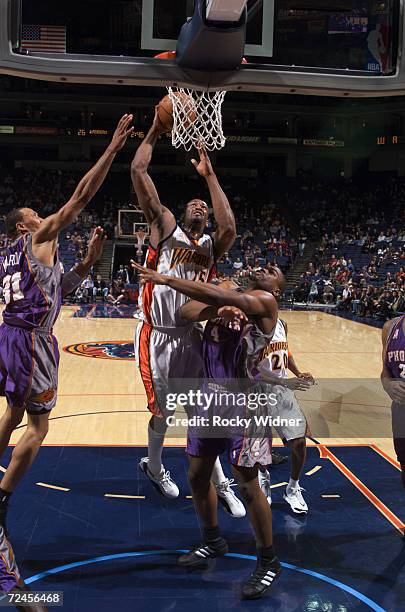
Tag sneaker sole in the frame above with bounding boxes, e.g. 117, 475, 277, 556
283, 494, 308, 514
178, 547, 229, 569
139, 461, 178, 499
242, 567, 282, 600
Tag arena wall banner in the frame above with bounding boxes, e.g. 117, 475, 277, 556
303, 138, 345, 147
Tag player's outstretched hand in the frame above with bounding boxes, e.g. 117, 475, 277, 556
298, 372, 315, 384
85, 227, 107, 265
109, 114, 134, 153
285, 377, 313, 392
218, 306, 248, 331
130, 259, 168, 286
191, 142, 214, 178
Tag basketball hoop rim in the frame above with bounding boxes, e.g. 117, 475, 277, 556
154, 51, 249, 65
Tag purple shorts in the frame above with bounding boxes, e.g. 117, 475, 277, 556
187, 434, 273, 468
0, 324, 59, 415
392, 402, 405, 464
0, 525, 20, 593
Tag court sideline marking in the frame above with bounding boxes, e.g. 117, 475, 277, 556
317, 444, 405, 535
370, 444, 401, 471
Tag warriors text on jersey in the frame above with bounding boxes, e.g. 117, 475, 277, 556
256, 318, 289, 379
0, 234, 63, 331
385, 316, 405, 380
139, 225, 215, 328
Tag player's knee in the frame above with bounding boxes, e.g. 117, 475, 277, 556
27, 419, 49, 444
290, 437, 306, 453
237, 481, 258, 505
149, 415, 167, 435
31, 428, 48, 446
188, 468, 210, 493
4, 407, 24, 430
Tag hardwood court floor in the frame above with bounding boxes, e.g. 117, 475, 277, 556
1, 307, 395, 459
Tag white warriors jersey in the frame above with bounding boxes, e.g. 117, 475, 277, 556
139, 225, 215, 328
257, 318, 289, 379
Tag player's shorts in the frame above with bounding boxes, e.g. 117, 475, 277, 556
268, 384, 307, 442
187, 434, 272, 468
0, 525, 21, 593
0, 324, 59, 415
186, 380, 273, 468
392, 401, 405, 463
134, 321, 204, 418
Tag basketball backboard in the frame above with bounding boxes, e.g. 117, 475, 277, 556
0, 0, 404, 96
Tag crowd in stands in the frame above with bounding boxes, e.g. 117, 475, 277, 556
290, 176, 405, 319
0, 167, 297, 303
1, 166, 405, 321
216, 199, 295, 280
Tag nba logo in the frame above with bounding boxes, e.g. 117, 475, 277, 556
393, 329, 399, 340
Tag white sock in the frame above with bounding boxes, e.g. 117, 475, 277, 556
211, 457, 227, 486
288, 477, 299, 490
147, 424, 164, 476
259, 469, 270, 483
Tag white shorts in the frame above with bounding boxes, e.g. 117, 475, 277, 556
134, 321, 204, 418
269, 384, 307, 442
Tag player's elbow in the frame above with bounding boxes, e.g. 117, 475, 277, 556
57, 199, 84, 228
226, 226, 237, 242
217, 227, 237, 251
131, 160, 148, 177
69, 191, 91, 210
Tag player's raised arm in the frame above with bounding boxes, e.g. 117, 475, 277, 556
61, 227, 106, 298
191, 146, 236, 259
33, 115, 134, 245
191, 145, 236, 259
131, 108, 176, 247
131, 260, 276, 318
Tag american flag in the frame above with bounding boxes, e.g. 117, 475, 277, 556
21, 25, 66, 53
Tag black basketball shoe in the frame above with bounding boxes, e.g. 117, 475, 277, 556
242, 556, 282, 599
178, 538, 229, 569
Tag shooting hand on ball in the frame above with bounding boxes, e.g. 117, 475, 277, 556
152, 105, 166, 134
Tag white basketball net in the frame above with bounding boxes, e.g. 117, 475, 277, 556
167, 87, 226, 151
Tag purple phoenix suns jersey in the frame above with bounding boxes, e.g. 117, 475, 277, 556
203, 317, 276, 383
385, 316, 405, 380
193, 314, 277, 468
0, 234, 63, 331
203, 319, 245, 383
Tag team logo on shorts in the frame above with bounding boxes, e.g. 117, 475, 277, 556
63, 342, 135, 361
33, 389, 56, 404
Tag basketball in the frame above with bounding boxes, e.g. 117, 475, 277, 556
157, 92, 196, 133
